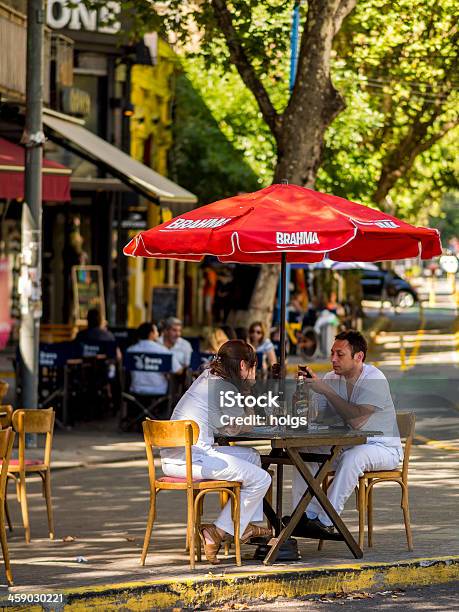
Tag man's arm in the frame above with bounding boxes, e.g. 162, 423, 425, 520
320, 386, 375, 428
305, 371, 375, 428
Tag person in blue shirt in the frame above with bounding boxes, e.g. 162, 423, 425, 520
127, 322, 181, 397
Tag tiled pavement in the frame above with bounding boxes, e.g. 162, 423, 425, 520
2, 440, 458, 594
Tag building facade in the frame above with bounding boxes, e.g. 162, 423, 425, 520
0, 0, 197, 334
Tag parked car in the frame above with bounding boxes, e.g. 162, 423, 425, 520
360, 269, 418, 308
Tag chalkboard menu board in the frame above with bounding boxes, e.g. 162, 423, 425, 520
72, 265, 105, 325
151, 285, 179, 323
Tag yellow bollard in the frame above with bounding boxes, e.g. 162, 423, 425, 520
399, 334, 407, 372
428, 276, 436, 307
448, 272, 456, 296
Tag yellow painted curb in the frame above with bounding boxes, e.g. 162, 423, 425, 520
8, 556, 459, 611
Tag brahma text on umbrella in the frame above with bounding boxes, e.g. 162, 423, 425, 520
164, 217, 231, 230
276, 231, 320, 246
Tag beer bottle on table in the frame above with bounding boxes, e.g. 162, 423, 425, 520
292, 373, 309, 427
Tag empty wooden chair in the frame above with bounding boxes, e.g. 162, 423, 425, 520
141, 419, 241, 569
0, 428, 15, 586
8, 408, 55, 543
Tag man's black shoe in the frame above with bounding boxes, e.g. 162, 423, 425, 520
309, 517, 334, 535
282, 515, 334, 538
282, 514, 314, 533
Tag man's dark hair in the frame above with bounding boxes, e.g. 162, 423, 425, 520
87, 308, 102, 329
137, 322, 156, 341
335, 330, 367, 361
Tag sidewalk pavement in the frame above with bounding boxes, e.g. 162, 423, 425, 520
1, 432, 458, 609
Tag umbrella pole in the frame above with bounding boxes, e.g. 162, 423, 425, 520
280, 253, 287, 376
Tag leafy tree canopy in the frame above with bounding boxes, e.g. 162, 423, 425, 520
88, 0, 457, 223
170, 0, 458, 221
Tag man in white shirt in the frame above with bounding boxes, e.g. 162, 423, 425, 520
157, 317, 193, 368
127, 323, 181, 396
288, 330, 402, 537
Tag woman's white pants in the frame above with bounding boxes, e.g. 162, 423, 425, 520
162, 445, 271, 536
292, 443, 400, 527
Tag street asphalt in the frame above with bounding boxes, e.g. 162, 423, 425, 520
232, 581, 459, 611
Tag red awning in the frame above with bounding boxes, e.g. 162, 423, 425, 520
0, 137, 71, 202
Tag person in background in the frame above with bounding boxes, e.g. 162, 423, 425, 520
202, 263, 218, 326
301, 296, 322, 329
326, 291, 346, 319
201, 327, 229, 353
75, 308, 116, 343
221, 325, 237, 340
235, 327, 249, 342
158, 317, 193, 368
248, 321, 277, 368
287, 291, 305, 323
213, 268, 234, 323
325, 291, 338, 314
298, 327, 319, 359
127, 322, 181, 397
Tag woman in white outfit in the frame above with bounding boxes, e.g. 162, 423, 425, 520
160, 340, 272, 564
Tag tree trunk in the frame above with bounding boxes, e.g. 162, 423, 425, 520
239, 264, 280, 330
246, 0, 356, 330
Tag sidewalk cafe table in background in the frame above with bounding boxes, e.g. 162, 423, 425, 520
218, 427, 382, 564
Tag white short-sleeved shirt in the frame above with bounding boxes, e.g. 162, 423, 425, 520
127, 339, 181, 396
157, 335, 193, 368
160, 370, 244, 465
316, 364, 402, 456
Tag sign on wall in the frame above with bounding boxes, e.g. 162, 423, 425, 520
71, 265, 106, 326
151, 285, 178, 324
47, 0, 121, 34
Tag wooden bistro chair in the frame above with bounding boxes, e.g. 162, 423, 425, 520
319, 412, 415, 552
8, 408, 55, 544
0, 428, 15, 586
141, 419, 242, 569
0, 405, 13, 429
0, 381, 8, 403
356, 412, 415, 551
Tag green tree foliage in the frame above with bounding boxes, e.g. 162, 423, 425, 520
180, 59, 277, 186
429, 192, 459, 243
323, 0, 458, 213
168, 0, 459, 222
170, 73, 260, 204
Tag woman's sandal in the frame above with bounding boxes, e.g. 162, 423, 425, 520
198, 524, 224, 565
241, 523, 273, 545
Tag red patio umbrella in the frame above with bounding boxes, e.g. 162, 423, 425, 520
124, 183, 441, 370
